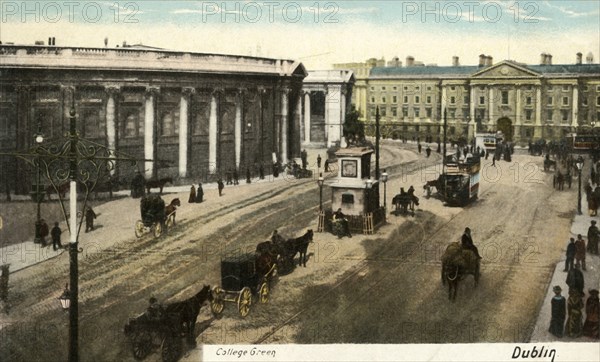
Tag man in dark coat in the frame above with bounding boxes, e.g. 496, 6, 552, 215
588, 220, 600, 255
233, 169, 239, 185
583, 289, 599, 339
549, 285, 566, 338
417, 143, 422, 154
301, 149, 308, 169
217, 179, 224, 196
425, 146, 431, 158
574, 234, 586, 271
85, 207, 97, 233
195, 183, 203, 203
461, 227, 481, 259
51, 222, 62, 251
564, 237, 576, 272
566, 263, 585, 295
317, 154, 322, 169
39, 219, 49, 247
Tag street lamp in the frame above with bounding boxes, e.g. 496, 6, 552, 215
576, 156, 584, 215
317, 173, 324, 211
33, 120, 45, 244
58, 283, 71, 311
381, 169, 388, 218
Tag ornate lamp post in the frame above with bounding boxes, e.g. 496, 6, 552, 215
58, 283, 70, 311
381, 169, 388, 219
366, 178, 373, 212
576, 156, 584, 215
32, 119, 44, 244
317, 173, 324, 211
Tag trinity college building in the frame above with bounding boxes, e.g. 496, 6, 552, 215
335, 53, 600, 144
0, 44, 312, 194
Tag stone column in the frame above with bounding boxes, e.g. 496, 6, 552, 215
105, 86, 120, 176
514, 86, 522, 142
440, 85, 447, 135
572, 86, 579, 127
144, 87, 159, 179
469, 85, 476, 138
297, 91, 304, 147
208, 89, 219, 174
179, 87, 194, 178
534, 85, 542, 139
280, 89, 289, 165
304, 91, 311, 144
234, 89, 243, 170
488, 86, 494, 126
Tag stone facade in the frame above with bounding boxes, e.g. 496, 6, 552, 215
0, 45, 306, 194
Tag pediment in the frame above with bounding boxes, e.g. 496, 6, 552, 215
471, 61, 540, 78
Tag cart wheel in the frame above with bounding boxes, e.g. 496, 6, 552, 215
131, 331, 152, 360
259, 282, 269, 304
161, 335, 182, 362
134, 220, 144, 238
154, 222, 163, 238
210, 287, 224, 315
237, 287, 252, 317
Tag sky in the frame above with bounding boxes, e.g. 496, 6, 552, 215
1, 0, 599, 69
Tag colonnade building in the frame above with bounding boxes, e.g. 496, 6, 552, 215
0, 44, 307, 194
335, 53, 600, 144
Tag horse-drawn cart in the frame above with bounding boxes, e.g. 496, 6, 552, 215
123, 311, 183, 362
210, 253, 277, 317
135, 194, 178, 238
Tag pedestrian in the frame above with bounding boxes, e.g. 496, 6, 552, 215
425, 146, 431, 158
51, 222, 62, 250
39, 219, 49, 247
225, 170, 232, 185
273, 162, 280, 178
566, 263, 585, 296
582, 289, 599, 339
259, 164, 264, 180
217, 179, 224, 196
301, 149, 308, 169
188, 185, 196, 203
317, 154, 322, 169
548, 285, 566, 338
564, 237, 576, 272
195, 183, 203, 203
324, 159, 329, 172
485, 150, 489, 160
233, 169, 239, 185
130, 170, 145, 198
574, 234, 587, 271
491, 154, 496, 167
418, 143, 422, 154
246, 168, 251, 184
588, 220, 599, 255
565, 288, 584, 338
85, 207, 97, 233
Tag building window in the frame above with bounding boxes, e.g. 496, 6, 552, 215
583, 85, 589, 92
380, 108, 387, 117
371, 97, 375, 103
426, 108, 432, 118
403, 95, 408, 104
463, 96, 469, 104
463, 109, 469, 119
596, 85, 600, 92
547, 96, 553, 105
392, 96, 397, 103
392, 107, 397, 117
393, 86, 397, 91
426, 95, 432, 104
403, 86, 408, 91
525, 109, 532, 120
479, 96, 485, 105
414, 108, 420, 117
583, 97, 588, 106
450, 86, 456, 91
427, 86, 432, 91
450, 96, 456, 104
382, 86, 386, 91
561, 110, 569, 122
449, 109, 456, 118
547, 110, 553, 121
562, 85, 569, 91
526, 96, 532, 105
415, 95, 420, 104
597, 96, 600, 106
403, 107, 408, 117
501, 91, 509, 105
562, 97, 569, 106
548, 85, 553, 91
382, 97, 386, 103
415, 86, 420, 91
370, 87, 375, 91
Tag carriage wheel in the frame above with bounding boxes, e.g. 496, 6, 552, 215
153, 222, 163, 238
161, 335, 182, 362
131, 331, 153, 360
237, 287, 252, 317
134, 221, 145, 238
259, 282, 269, 304
210, 287, 224, 315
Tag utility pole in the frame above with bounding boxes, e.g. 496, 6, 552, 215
375, 106, 380, 180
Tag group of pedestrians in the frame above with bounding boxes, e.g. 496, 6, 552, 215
36, 206, 97, 250
549, 222, 600, 339
188, 183, 204, 203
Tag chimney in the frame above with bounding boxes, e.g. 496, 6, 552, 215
485, 55, 493, 67
406, 56, 415, 67
547, 54, 552, 65
48, 37, 52, 46
478, 54, 486, 67
540, 52, 547, 65
576, 52, 583, 65
587, 52, 594, 64
452, 56, 459, 67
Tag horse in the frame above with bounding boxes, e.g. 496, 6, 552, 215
543, 155, 556, 172
45, 182, 69, 200
165, 198, 181, 226
392, 188, 418, 216
282, 229, 314, 267
163, 285, 212, 346
554, 172, 565, 191
146, 177, 173, 194
423, 179, 439, 198
441, 242, 480, 301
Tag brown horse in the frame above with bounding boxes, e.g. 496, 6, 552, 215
165, 198, 181, 226
282, 229, 314, 267
164, 285, 212, 346
441, 242, 480, 301
146, 177, 173, 194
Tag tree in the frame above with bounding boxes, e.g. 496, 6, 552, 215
343, 107, 365, 146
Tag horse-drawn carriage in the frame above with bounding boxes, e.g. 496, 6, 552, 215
210, 252, 277, 317
123, 285, 212, 362
134, 194, 180, 238
392, 187, 419, 216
